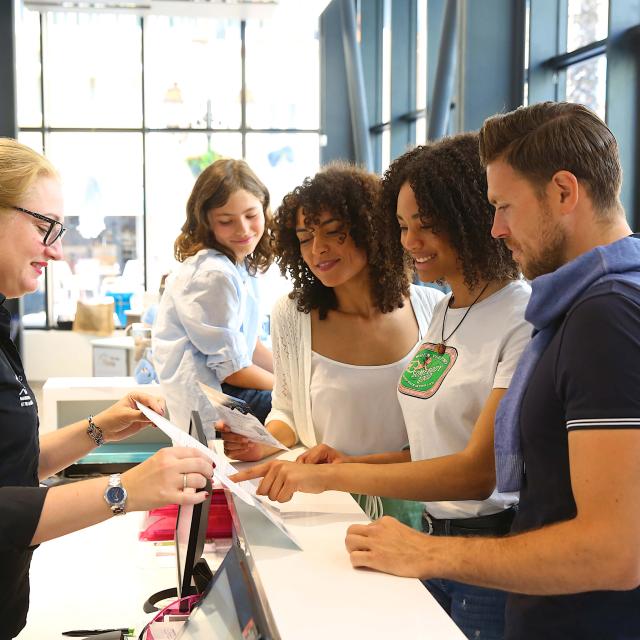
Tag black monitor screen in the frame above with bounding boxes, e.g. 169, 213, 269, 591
176, 543, 274, 640
175, 411, 212, 610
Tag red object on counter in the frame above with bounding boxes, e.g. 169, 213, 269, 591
139, 488, 232, 541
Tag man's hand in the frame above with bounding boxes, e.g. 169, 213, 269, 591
345, 516, 432, 578
230, 459, 330, 502
297, 443, 349, 464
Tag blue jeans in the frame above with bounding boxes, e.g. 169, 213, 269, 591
220, 383, 272, 424
420, 510, 513, 639
424, 578, 507, 640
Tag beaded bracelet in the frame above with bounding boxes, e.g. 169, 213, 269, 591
86, 414, 105, 447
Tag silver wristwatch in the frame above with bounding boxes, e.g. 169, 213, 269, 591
104, 473, 128, 515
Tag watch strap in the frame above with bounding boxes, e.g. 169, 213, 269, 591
104, 473, 127, 516
110, 503, 126, 516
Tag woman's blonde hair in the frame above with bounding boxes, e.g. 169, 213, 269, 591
174, 158, 272, 275
0, 138, 59, 210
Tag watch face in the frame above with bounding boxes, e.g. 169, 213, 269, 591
106, 486, 126, 504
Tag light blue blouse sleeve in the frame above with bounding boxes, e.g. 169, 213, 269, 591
173, 268, 253, 383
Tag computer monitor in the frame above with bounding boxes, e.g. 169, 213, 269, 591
176, 542, 276, 640
175, 410, 213, 611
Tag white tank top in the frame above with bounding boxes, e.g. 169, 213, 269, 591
310, 346, 416, 456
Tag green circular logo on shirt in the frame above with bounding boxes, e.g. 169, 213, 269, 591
398, 342, 458, 398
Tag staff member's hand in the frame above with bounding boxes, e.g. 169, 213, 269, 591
216, 420, 269, 461
92, 392, 166, 442
297, 443, 349, 464
230, 459, 329, 502
123, 446, 214, 511
345, 516, 432, 578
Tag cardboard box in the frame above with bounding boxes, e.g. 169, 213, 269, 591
92, 337, 136, 376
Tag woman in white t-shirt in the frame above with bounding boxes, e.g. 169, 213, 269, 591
220, 163, 443, 523
232, 135, 531, 640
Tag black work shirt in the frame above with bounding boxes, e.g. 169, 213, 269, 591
506, 281, 640, 639
0, 294, 48, 638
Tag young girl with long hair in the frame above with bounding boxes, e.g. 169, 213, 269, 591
154, 159, 274, 432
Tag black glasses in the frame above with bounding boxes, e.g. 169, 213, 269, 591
14, 206, 67, 246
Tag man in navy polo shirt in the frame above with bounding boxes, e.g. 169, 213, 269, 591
345, 101, 640, 639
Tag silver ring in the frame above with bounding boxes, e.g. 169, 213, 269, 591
182, 473, 188, 490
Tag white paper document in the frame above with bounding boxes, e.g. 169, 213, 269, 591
198, 382, 289, 451
136, 401, 302, 549
148, 621, 184, 639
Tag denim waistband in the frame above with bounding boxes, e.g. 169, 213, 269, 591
422, 507, 516, 537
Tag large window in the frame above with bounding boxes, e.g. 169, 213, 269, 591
358, 0, 454, 173
348, 0, 638, 223
523, 0, 640, 223
528, 0, 609, 117
16, 7, 320, 328
414, 0, 428, 145
564, 0, 608, 119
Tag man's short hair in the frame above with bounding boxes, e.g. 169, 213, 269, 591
478, 101, 621, 215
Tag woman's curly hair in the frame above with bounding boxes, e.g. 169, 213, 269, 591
272, 163, 410, 319
174, 158, 272, 275
381, 132, 519, 290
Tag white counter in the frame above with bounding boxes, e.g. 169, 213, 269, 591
17, 512, 227, 640
227, 448, 466, 639
19, 446, 464, 640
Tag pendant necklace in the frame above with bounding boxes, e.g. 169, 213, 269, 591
435, 282, 490, 355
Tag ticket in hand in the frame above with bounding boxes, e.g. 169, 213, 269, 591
198, 382, 289, 451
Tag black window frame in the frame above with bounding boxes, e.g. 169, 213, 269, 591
17, 11, 322, 330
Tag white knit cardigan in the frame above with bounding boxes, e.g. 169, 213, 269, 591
265, 284, 444, 447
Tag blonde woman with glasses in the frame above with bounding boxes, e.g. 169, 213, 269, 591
0, 138, 213, 639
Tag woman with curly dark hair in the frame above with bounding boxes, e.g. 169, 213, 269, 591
154, 159, 275, 432
231, 134, 532, 640
220, 163, 442, 521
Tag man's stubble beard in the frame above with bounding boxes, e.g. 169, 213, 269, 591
520, 203, 568, 280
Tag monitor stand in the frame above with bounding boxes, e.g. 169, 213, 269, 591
143, 559, 212, 613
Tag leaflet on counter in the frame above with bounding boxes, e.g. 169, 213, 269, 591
136, 402, 302, 549
198, 382, 289, 451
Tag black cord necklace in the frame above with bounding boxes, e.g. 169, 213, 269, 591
435, 282, 490, 355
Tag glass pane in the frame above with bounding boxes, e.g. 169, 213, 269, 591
415, 117, 426, 146
245, 17, 319, 129
44, 12, 142, 127
381, 0, 391, 171
245, 133, 320, 211
524, 1, 531, 105
415, 0, 427, 113
45, 133, 144, 325
144, 132, 242, 295
565, 54, 607, 121
415, 0, 427, 145
144, 17, 242, 130
22, 274, 46, 329
245, 132, 318, 316
17, 131, 44, 156
18, 132, 46, 328
15, 5, 42, 128
567, 0, 608, 52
